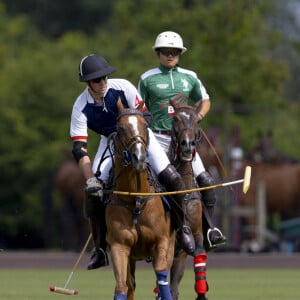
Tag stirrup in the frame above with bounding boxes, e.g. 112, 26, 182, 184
207, 227, 226, 248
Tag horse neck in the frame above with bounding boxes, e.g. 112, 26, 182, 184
114, 160, 153, 193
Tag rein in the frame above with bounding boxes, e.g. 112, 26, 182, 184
200, 128, 228, 179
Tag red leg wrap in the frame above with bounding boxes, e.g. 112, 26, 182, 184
194, 253, 208, 294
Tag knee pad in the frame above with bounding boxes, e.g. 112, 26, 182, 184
196, 171, 216, 207
158, 164, 184, 191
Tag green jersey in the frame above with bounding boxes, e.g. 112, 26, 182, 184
138, 64, 209, 131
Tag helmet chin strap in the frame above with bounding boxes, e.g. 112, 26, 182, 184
87, 82, 96, 93
87, 83, 104, 99
87, 83, 108, 112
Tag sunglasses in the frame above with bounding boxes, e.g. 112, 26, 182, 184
91, 76, 107, 83
159, 49, 181, 57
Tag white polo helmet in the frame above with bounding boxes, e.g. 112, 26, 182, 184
152, 31, 187, 54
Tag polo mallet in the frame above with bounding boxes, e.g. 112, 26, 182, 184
111, 166, 252, 196
49, 233, 92, 295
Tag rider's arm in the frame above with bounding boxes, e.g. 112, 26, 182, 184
198, 98, 211, 120
72, 138, 94, 180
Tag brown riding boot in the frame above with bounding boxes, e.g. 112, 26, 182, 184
158, 164, 195, 255
196, 171, 226, 249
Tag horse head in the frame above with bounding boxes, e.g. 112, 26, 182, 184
115, 99, 149, 171
169, 100, 201, 162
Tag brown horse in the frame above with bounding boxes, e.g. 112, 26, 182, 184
168, 101, 208, 300
239, 131, 300, 248
54, 158, 89, 250
105, 101, 175, 300
238, 160, 300, 252
242, 162, 300, 220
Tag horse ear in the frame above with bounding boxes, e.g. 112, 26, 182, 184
117, 97, 125, 113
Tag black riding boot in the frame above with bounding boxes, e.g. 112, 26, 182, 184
84, 193, 109, 270
87, 216, 109, 269
158, 164, 195, 255
196, 171, 226, 250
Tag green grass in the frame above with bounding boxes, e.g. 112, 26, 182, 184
0, 268, 299, 300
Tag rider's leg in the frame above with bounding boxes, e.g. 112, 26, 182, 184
84, 137, 111, 270
148, 130, 195, 254
158, 164, 195, 255
192, 152, 226, 248
196, 170, 226, 248
84, 192, 109, 269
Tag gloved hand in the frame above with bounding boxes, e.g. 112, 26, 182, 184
86, 177, 103, 197
197, 113, 204, 124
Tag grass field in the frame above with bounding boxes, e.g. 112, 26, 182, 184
0, 267, 299, 300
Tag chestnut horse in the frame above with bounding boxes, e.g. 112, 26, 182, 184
105, 101, 175, 300
240, 132, 300, 247
54, 158, 89, 250
168, 101, 208, 300
241, 162, 300, 236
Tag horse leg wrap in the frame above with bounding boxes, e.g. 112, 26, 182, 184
194, 253, 208, 294
153, 286, 159, 300
114, 293, 127, 300
156, 270, 172, 300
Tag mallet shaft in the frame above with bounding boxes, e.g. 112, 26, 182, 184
111, 166, 252, 196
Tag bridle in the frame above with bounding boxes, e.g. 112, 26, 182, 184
115, 109, 149, 166
171, 109, 201, 162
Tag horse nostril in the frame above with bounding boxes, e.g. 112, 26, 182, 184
181, 140, 187, 147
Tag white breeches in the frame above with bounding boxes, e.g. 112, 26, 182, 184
153, 132, 206, 178
92, 129, 170, 183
